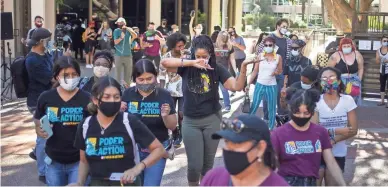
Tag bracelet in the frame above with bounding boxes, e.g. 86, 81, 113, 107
181, 58, 184, 67
141, 161, 147, 169
330, 137, 337, 144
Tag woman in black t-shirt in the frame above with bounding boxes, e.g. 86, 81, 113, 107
121, 59, 177, 186
34, 56, 90, 186
160, 35, 253, 186
72, 76, 165, 186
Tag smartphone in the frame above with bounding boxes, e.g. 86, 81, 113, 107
40, 115, 53, 139
109, 173, 136, 182
190, 10, 195, 17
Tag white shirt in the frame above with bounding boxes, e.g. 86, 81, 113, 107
256, 54, 279, 86
315, 94, 357, 157
378, 48, 388, 74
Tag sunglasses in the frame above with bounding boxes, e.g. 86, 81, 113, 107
320, 76, 337, 81
221, 118, 247, 133
264, 44, 273, 47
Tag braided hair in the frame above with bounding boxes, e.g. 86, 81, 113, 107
188, 35, 218, 100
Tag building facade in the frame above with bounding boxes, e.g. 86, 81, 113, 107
3, 0, 243, 58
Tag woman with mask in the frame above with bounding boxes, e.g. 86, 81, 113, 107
272, 88, 346, 186
98, 21, 112, 50
34, 56, 90, 186
246, 37, 283, 130
228, 27, 246, 77
311, 67, 358, 186
72, 76, 165, 186
289, 65, 320, 90
121, 59, 177, 186
328, 38, 364, 104
214, 31, 238, 112
201, 115, 289, 186
83, 21, 97, 68
161, 35, 249, 186
376, 35, 388, 107
79, 50, 115, 93
189, 11, 203, 41
283, 40, 312, 89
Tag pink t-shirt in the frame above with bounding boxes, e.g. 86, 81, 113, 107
201, 167, 289, 186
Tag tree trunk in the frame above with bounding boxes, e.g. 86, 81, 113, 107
302, 1, 306, 20
323, 0, 353, 32
349, 0, 356, 9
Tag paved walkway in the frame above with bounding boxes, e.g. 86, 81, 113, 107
1, 97, 387, 186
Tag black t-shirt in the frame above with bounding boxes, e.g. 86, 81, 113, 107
284, 56, 312, 86
178, 64, 232, 118
79, 77, 95, 93
122, 87, 176, 143
74, 112, 155, 179
34, 88, 90, 164
156, 26, 170, 36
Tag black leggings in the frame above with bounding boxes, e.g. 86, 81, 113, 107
172, 97, 183, 138
380, 73, 388, 92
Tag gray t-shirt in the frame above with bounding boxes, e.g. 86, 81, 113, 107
231, 36, 246, 60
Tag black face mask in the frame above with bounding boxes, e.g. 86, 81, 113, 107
99, 101, 121, 117
223, 142, 258, 175
290, 114, 312, 127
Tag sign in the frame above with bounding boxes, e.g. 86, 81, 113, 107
358, 40, 372, 50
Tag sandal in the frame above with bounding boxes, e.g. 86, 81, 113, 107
377, 102, 385, 106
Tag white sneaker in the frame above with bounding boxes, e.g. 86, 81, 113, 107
86, 64, 92, 68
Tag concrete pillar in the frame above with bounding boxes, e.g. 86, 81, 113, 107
209, 0, 221, 34
233, 0, 243, 34
30, 0, 56, 40
147, 0, 161, 27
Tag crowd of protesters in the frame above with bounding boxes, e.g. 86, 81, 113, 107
19, 10, 373, 186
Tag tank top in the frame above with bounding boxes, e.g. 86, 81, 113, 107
335, 52, 358, 74
256, 54, 279, 86
378, 48, 388, 74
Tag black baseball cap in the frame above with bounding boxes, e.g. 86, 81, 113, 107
27, 28, 52, 47
212, 115, 271, 144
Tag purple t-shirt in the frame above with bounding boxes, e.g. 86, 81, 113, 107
142, 31, 163, 56
271, 122, 332, 179
201, 167, 289, 186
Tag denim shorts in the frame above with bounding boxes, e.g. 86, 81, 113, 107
284, 176, 317, 186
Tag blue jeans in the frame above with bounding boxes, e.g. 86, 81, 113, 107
138, 140, 168, 186
28, 106, 47, 177
264, 75, 286, 120
219, 83, 231, 108
45, 160, 79, 186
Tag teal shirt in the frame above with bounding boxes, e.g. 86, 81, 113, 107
113, 28, 132, 56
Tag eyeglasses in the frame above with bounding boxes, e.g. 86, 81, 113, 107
94, 63, 110, 68
264, 44, 273, 47
221, 118, 247, 133
321, 76, 337, 81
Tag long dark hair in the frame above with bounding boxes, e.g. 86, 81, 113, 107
263, 142, 279, 170
87, 76, 122, 115
132, 59, 157, 82
255, 32, 269, 52
52, 56, 81, 87
189, 35, 218, 93
286, 88, 321, 114
318, 67, 345, 95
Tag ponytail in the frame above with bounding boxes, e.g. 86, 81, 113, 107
87, 102, 98, 115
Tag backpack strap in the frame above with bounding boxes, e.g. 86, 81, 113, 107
82, 116, 92, 139
79, 77, 90, 89
123, 112, 140, 164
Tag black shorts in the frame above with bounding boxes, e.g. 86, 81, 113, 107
320, 156, 346, 172
84, 39, 96, 53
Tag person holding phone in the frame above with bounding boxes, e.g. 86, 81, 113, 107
71, 76, 165, 186
246, 37, 283, 130
98, 21, 112, 50
121, 59, 177, 186
34, 56, 90, 186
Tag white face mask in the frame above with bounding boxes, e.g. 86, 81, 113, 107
195, 28, 202, 34
342, 47, 352, 54
60, 77, 80, 91
93, 66, 110, 78
280, 28, 288, 35
291, 49, 300, 56
264, 47, 274, 53
301, 82, 312, 90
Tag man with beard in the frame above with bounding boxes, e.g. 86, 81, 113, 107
22, 15, 44, 52
113, 17, 137, 84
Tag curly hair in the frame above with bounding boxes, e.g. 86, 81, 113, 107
166, 32, 187, 51
93, 50, 114, 69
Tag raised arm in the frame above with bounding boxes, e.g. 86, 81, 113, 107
161, 58, 210, 73
189, 16, 195, 39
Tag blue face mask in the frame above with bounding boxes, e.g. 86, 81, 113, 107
342, 47, 352, 54
264, 47, 274, 53
383, 42, 388, 47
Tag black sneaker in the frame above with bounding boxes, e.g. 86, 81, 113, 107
29, 150, 37, 160
38, 176, 46, 184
